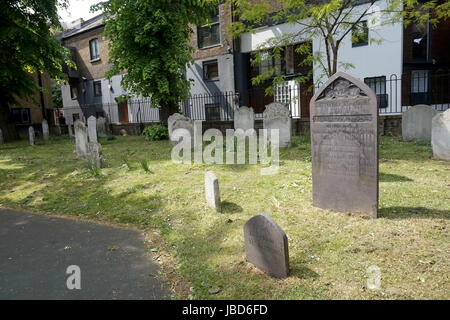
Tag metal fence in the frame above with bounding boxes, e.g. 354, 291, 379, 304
57, 72, 450, 124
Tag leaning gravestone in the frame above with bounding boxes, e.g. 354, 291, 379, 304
169, 114, 194, 145
68, 124, 74, 138
87, 116, 98, 143
263, 102, 292, 147
0, 128, 4, 145
74, 120, 89, 159
87, 141, 104, 168
244, 214, 289, 279
431, 109, 450, 161
97, 117, 107, 137
42, 119, 49, 141
310, 72, 378, 219
402, 104, 438, 141
28, 126, 35, 146
205, 171, 220, 211
234, 106, 255, 131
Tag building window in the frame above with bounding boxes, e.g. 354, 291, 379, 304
198, 8, 220, 49
411, 23, 429, 61
70, 85, 78, 100
10, 108, 31, 124
252, 50, 283, 78
410, 70, 431, 105
352, 21, 368, 47
364, 76, 388, 108
205, 103, 221, 120
203, 60, 219, 80
93, 80, 102, 96
89, 38, 100, 61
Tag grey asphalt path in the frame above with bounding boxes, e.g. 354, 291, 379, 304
0, 208, 168, 300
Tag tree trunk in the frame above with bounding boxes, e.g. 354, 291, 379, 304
159, 100, 180, 125
0, 100, 18, 142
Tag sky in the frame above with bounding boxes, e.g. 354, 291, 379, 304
58, 0, 104, 23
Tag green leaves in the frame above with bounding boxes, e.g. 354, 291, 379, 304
98, 0, 220, 110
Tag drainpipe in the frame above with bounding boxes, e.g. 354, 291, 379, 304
38, 73, 46, 120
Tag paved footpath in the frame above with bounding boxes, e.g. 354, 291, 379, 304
0, 208, 168, 300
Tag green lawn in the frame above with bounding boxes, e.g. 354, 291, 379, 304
0, 135, 449, 299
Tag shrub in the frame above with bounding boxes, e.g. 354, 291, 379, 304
143, 125, 169, 141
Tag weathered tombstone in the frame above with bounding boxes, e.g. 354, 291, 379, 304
234, 106, 255, 131
263, 102, 292, 147
87, 141, 104, 168
87, 116, 98, 143
97, 117, 107, 137
170, 114, 194, 146
68, 124, 74, 137
244, 214, 289, 279
431, 109, 450, 161
0, 128, 4, 145
204, 171, 220, 211
402, 104, 438, 141
310, 72, 378, 219
74, 120, 89, 159
28, 126, 35, 146
42, 119, 49, 141
168, 113, 187, 141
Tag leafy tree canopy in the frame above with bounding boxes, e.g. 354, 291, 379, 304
95, 0, 220, 113
0, 0, 70, 109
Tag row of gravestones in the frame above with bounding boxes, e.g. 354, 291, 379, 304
168, 102, 293, 148
68, 116, 108, 139
402, 105, 450, 160
26, 120, 50, 146
74, 116, 105, 167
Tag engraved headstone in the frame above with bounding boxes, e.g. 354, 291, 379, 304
0, 128, 4, 145
263, 102, 292, 147
310, 72, 378, 218
402, 104, 438, 141
205, 171, 220, 211
97, 117, 107, 137
244, 214, 289, 279
234, 106, 255, 131
87, 116, 98, 143
42, 119, 49, 141
74, 120, 89, 159
431, 109, 450, 161
87, 141, 104, 168
28, 126, 35, 146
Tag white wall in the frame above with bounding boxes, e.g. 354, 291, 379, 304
239, 0, 404, 84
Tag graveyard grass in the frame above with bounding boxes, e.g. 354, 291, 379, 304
0, 135, 449, 300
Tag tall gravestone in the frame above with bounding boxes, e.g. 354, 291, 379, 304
87, 141, 104, 168
97, 117, 107, 137
205, 171, 220, 211
42, 119, 49, 141
68, 124, 74, 138
0, 128, 4, 145
234, 106, 255, 131
244, 214, 289, 279
74, 120, 89, 159
263, 102, 292, 147
87, 116, 98, 143
28, 126, 35, 146
169, 114, 194, 146
310, 72, 378, 219
431, 109, 450, 161
402, 104, 438, 141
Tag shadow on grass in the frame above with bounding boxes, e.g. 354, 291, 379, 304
220, 201, 243, 214
379, 173, 413, 182
379, 206, 450, 220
